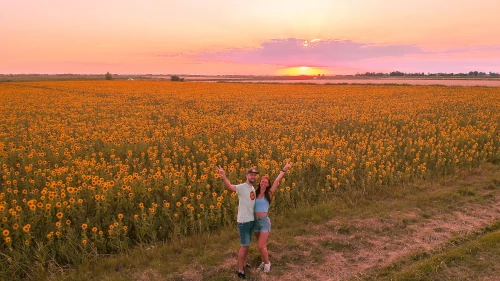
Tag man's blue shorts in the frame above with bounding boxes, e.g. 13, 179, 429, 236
237, 221, 255, 246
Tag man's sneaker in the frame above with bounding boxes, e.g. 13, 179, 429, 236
237, 271, 246, 279
258, 262, 265, 270
264, 263, 271, 273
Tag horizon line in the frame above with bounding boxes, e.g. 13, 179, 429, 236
2, 71, 499, 76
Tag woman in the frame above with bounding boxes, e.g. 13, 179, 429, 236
254, 161, 291, 273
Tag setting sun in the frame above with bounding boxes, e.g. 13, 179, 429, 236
279, 66, 326, 76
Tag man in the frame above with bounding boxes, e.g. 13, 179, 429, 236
216, 166, 258, 279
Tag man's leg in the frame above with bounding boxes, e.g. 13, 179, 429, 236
237, 221, 253, 274
245, 221, 255, 266
238, 246, 249, 272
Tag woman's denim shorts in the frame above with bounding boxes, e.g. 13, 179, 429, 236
254, 215, 271, 233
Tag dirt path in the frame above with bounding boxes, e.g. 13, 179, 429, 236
252, 198, 499, 280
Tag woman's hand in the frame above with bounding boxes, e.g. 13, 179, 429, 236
271, 161, 292, 193
282, 162, 291, 172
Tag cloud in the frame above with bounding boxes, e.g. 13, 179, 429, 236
151, 38, 500, 73
192, 38, 425, 67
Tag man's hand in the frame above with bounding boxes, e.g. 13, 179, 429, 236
217, 165, 236, 192
216, 165, 226, 178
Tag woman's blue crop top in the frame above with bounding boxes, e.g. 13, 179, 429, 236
254, 196, 269, 212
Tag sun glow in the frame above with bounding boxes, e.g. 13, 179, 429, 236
303, 39, 322, 47
279, 66, 325, 76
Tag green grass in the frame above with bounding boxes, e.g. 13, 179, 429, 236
389, 228, 500, 281
367, 221, 500, 281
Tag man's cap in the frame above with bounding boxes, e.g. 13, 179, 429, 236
247, 168, 259, 174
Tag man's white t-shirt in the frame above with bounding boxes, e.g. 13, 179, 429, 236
236, 183, 256, 223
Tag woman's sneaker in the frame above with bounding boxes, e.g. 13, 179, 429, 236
237, 271, 246, 279
264, 263, 271, 273
258, 262, 265, 270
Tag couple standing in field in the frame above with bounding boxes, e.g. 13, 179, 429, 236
217, 161, 291, 279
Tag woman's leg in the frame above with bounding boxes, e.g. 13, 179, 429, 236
257, 231, 270, 264
254, 231, 261, 263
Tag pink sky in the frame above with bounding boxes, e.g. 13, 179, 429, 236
1, 0, 500, 75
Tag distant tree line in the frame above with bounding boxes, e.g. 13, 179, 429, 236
355, 71, 499, 77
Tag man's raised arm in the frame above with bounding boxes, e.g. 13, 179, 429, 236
216, 165, 236, 192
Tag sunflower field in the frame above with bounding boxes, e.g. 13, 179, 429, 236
0, 81, 499, 277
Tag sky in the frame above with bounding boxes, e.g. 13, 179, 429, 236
1, 0, 500, 75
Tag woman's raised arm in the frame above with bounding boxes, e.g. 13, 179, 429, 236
270, 162, 291, 194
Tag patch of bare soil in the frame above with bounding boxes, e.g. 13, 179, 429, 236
263, 194, 500, 281
135, 269, 165, 281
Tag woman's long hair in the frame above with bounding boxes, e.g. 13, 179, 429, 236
256, 176, 272, 203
